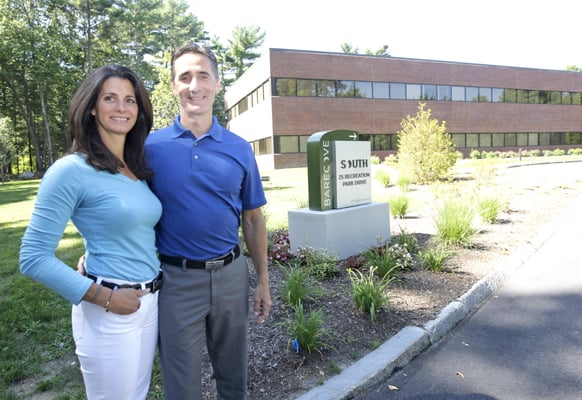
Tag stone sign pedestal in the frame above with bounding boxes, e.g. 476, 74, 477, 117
288, 202, 390, 260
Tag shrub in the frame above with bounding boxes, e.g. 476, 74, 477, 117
348, 266, 394, 322
553, 148, 566, 156
476, 194, 503, 223
567, 148, 582, 155
370, 155, 380, 165
396, 174, 411, 191
434, 198, 476, 247
393, 229, 418, 254
383, 154, 398, 165
268, 228, 291, 264
389, 193, 409, 218
397, 103, 457, 184
295, 246, 339, 279
469, 149, 481, 159
362, 242, 414, 278
341, 254, 366, 270
374, 167, 391, 187
279, 261, 318, 307
417, 246, 454, 272
283, 301, 331, 355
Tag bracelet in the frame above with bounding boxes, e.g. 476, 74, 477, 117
89, 285, 102, 304
104, 289, 114, 312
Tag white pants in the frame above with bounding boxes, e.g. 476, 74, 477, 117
72, 290, 158, 400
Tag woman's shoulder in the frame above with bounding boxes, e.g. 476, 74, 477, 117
44, 153, 92, 179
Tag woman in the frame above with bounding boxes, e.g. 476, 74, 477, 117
20, 65, 162, 400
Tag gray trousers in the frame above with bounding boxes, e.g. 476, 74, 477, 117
158, 256, 249, 399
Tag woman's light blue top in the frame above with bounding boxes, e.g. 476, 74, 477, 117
20, 153, 162, 304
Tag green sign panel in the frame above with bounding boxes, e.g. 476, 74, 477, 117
307, 129, 359, 211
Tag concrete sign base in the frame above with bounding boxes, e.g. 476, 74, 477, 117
288, 202, 391, 260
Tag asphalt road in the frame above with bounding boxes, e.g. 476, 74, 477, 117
352, 194, 582, 400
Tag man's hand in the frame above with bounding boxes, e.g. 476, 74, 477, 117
253, 282, 272, 323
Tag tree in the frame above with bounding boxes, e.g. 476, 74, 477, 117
224, 25, 265, 80
397, 103, 457, 184
151, 51, 178, 130
566, 65, 582, 72
341, 43, 390, 57
341, 43, 359, 54
0, 117, 15, 183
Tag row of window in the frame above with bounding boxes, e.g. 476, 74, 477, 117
273, 78, 582, 105
249, 132, 582, 155
229, 76, 582, 123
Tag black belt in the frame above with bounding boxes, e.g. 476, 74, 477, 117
159, 245, 240, 270
87, 271, 163, 293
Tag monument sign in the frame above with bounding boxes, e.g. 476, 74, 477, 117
289, 130, 390, 260
306, 130, 371, 211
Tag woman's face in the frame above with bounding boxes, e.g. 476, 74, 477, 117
91, 77, 138, 139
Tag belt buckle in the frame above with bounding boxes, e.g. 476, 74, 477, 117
205, 260, 224, 270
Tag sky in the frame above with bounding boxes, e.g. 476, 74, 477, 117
188, 0, 581, 71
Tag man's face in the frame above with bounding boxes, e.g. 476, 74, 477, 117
172, 52, 220, 118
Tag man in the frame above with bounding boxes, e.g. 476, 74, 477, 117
145, 43, 272, 399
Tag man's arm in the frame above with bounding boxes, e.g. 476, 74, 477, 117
241, 207, 272, 323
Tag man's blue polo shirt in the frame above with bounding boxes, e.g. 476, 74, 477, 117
145, 116, 267, 260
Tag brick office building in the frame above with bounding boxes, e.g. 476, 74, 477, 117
224, 48, 582, 171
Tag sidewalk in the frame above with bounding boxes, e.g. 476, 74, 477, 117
298, 193, 582, 400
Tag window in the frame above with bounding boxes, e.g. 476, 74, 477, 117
504, 89, 517, 103
466, 87, 479, 102
550, 91, 562, 104
492, 133, 504, 147
529, 90, 540, 104
539, 133, 550, 146
528, 133, 538, 146
373, 82, 390, 99
451, 134, 466, 148
252, 137, 272, 156
275, 78, 296, 96
438, 85, 451, 100
373, 82, 389, 99
505, 133, 517, 146
492, 88, 504, 102
479, 88, 492, 102
406, 84, 421, 100
372, 135, 391, 150
517, 89, 528, 103
297, 79, 316, 97
572, 93, 582, 105
565, 132, 582, 145
422, 84, 437, 100
550, 132, 562, 145
337, 80, 355, 97
466, 134, 479, 148
355, 81, 373, 98
480, 133, 492, 147
452, 86, 465, 101
299, 136, 309, 152
317, 80, 336, 97
390, 83, 406, 99
517, 133, 528, 146
562, 92, 572, 104
276, 136, 299, 153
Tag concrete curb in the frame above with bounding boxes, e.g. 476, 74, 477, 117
296, 191, 579, 400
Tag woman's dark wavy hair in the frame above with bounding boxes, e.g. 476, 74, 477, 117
68, 65, 153, 180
